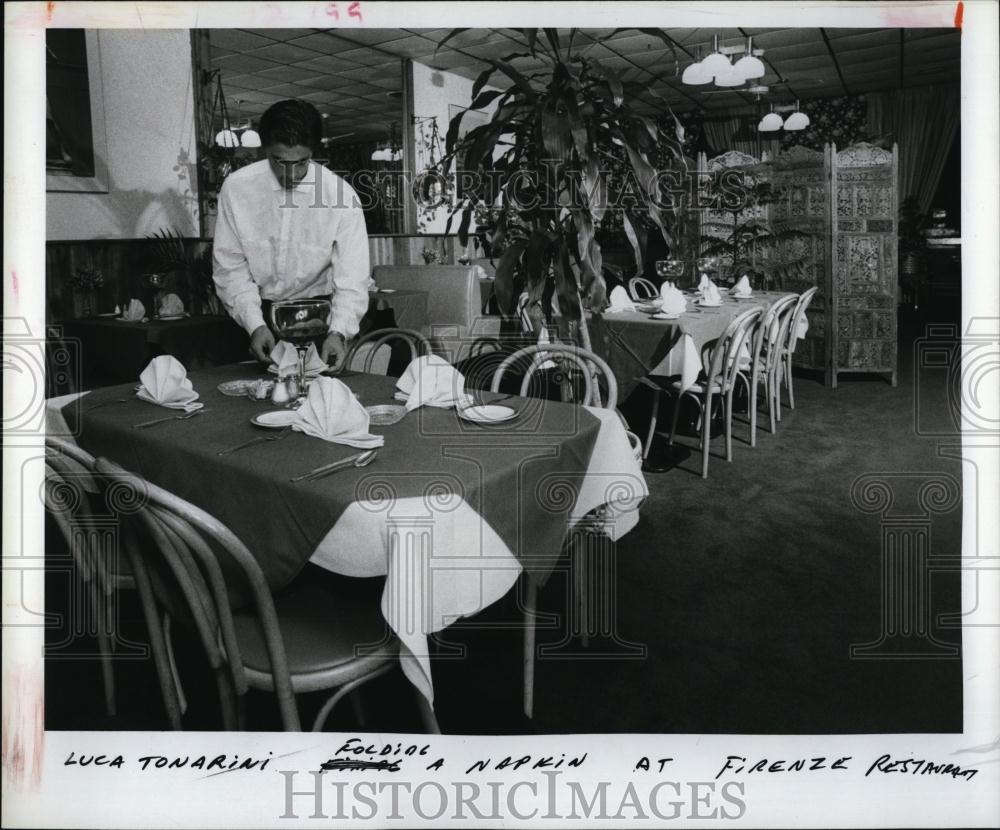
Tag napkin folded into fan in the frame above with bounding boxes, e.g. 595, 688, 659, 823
269, 340, 328, 376
731, 275, 753, 297
291, 377, 384, 449
121, 299, 146, 322
659, 284, 688, 315
606, 285, 636, 312
158, 293, 184, 317
697, 273, 711, 293
395, 355, 474, 411
700, 281, 723, 306
136, 355, 203, 411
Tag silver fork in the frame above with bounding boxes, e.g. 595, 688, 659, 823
131, 409, 206, 429
217, 427, 292, 455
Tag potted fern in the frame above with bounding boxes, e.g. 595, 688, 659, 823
145, 229, 221, 316
437, 27, 686, 350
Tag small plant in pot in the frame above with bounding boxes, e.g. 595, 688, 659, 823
436, 27, 687, 352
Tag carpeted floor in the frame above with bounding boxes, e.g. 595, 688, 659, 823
44, 303, 964, 735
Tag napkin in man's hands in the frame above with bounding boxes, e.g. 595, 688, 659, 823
701, 281, 723, 306
269, 340, 328, 376
659, 284, 688, 315
606, 285, 636, 312
292, 377, 384, 449
731, 275, 752, 297
136, 355, 203, 411
121, 299, 146, 322
158, 293, 185, 317
395, 355, 473, 411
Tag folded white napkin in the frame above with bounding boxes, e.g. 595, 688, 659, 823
121, 299, 145, 322
136, 355, 202, 411
291, 377, 384, 449
731, 276, 753, 297
659, 284, 688, 315
606, 285, 636, 312
269, 340, 327, 376
701, 281, 722, 306
697, 273, 711, 293
395, 355, 473, 411
158, 293, 184, 316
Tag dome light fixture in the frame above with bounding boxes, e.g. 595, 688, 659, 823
732, 36, 766, 81
757, 110, 784, 132
783, 102, 810, 131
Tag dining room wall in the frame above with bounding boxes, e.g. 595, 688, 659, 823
410, 60, 500, 235
47, 29, 200, 241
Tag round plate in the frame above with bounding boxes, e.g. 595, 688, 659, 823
377, 288, 397, 294
96, 312, 118, 317
252, 410, 299, 429
366, 404, 407, 426
732, 294, 753, 300
458, 404, 517, 424
157, 314, 186, 321
698, 301, 722, 308
651, 312, 681, 320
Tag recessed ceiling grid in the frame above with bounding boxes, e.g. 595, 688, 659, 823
207, 27, 959, 142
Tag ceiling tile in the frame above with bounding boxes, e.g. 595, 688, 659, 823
294, 74, 352, 91
248, 42, 326, 63
253, 64, 324, 83
209, 46, 233, 60
294, 54, 364, 73
832, 30, 900, 54
246, 29, 322, 42
605, 32, 677, 55
330, 47, 395, 66
208, 29, 279, 52
211, 53, 284, 74
256, 81, 317, 97
220, 72, 263, 90
318, 28, 412, 45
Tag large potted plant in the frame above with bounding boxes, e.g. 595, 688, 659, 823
436, 28, 686, 350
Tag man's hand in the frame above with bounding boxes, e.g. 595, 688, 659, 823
320, 331, 348, 370
249, 325, 276, 363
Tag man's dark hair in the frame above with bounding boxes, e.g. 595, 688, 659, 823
259, 100, 323, 150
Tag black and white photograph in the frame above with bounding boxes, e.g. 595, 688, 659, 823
4, 1, 999, 827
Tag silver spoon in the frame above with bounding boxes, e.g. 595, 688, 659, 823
290, 448, 378, 482
132, 409, 205, 429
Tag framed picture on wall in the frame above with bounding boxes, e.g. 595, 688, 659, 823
46, 29, 109, 193
448, 103, 489, 200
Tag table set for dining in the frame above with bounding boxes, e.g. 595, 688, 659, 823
47, 342, 647, 708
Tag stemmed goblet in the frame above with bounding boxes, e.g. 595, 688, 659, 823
269, 299, 331, 396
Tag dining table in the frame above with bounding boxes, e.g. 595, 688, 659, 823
46, 362, 647, 708
588, 290, 808, 399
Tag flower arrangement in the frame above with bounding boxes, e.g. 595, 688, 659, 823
67, 265, 105, 292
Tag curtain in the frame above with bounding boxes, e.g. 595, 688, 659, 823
701, 115, 781, 160
867, 83, 959, 215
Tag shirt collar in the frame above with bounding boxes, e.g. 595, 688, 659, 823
269, 160, 317, 192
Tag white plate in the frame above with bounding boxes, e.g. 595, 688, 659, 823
698, 301, 722, 308
251, 410, 299, 429
157, 314, 187, 321
377, 288, 397, 294
651, 312, 681, 320
458, 404, 517, 424
96, 312, 118, 317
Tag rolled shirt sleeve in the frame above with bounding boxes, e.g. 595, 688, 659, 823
212, 181, 267, 336
328, 189, 371, 340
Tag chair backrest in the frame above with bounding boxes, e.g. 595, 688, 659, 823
628, 277, 659, 300
345, 328, 430, 375
784, 286, 819, 354
705, 307, 764, 389
490, 343, 619, 410
372, 265, 481, 359
90, 458, 302, 731
749, 294, 798, 373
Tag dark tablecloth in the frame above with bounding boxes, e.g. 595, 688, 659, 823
62, 363, 601, 592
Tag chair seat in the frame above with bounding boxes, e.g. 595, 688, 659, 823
233, 582, 398, 693
670, 377, 726, 395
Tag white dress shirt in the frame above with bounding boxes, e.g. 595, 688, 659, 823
212, 160, 370, 339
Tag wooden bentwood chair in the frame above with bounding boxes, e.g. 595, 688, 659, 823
644, 307, 764, 478
777, 286, 819, 412
744, 293, 799, 446
91, 457, 440, 733
627, 276, 660, 301
344, 327, 431, 375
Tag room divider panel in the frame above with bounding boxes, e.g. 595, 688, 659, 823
830, 142, 899, 387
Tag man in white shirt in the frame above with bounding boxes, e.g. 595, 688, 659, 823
213, 100, 370, 368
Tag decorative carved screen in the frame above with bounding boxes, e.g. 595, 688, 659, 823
830, 142, 899, 386
764, 145, 830, 374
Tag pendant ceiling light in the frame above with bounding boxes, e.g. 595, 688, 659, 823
783, 102, 810, 131
701, 36, 731, 79
732, 36, 766, 81
714, 64, 745, 87
682, 60, 712, 85
757, 109, 784, 132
